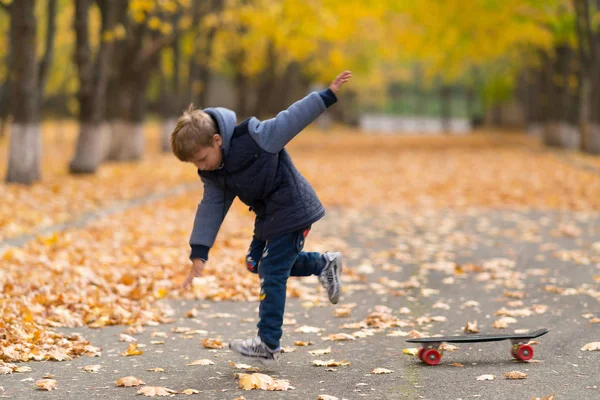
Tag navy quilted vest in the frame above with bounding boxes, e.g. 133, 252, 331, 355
199, 119, 325, 240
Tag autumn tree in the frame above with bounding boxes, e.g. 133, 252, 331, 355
573, 0, 600, 153
104, 0, 191, 162
5, 0, 58, 184
69, 0, 120, 174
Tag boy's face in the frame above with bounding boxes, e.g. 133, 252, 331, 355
190, 134, 223, 171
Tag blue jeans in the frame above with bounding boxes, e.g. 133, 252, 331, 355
245, 226, 325, 350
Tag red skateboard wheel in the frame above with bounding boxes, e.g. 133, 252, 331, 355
516, 344, 534, 361
422, 349, 441, 365
418, 347, 426, 361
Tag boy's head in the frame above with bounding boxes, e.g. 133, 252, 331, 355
170, 104, 223, 171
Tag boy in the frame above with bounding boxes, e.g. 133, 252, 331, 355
171, 70, 352, 365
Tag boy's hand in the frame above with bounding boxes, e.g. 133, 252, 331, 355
329, 70, 352, 94
181, 258, 206, 290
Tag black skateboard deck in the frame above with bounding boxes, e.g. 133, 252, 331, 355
406, 328, 549, 365
406, 328, 549, 344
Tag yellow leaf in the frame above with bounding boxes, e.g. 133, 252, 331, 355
84, 365, 101, 373
115, 376, 145, 387
293, 341, 314, 346
370, 368, 393, 374
136, 386, 178, 396
308, 347, 332, 356
36, 379, 57, 391
581, 342, 600, 351
186, 359, 214, 366
403, 348, 419, 356
504, 371, 528, 380
121, 343, 143, 356
201, 338, 222, 349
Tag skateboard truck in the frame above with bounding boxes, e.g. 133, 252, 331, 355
408, 328, 549, 366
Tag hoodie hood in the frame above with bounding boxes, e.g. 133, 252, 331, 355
202, 107, 237, 156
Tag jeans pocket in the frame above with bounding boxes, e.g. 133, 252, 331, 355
295, 226, 311, 253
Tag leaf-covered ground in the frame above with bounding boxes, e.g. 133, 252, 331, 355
1, 125, 599, 399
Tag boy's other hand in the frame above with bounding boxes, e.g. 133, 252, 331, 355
181, 258, 206, 290
329, 70, 352, 94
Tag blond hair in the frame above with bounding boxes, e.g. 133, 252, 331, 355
170, 104, 218, 161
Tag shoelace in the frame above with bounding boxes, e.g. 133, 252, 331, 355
321, 262, 336, 287
244, 338, 268, 356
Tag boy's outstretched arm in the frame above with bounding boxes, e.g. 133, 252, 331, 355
181, 176, 236, 289
248, 71, 352, 154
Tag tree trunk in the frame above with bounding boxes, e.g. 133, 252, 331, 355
70, 0, 118, 173
253, 40, 277, 117
543, 45, 580, 149
106, 22, 146, 162
159, 25, 181, 153
440, 85, 452, 133
37, 0, 57, 97
0, 2, 17, 138
574, 0, 600, 153
6, 0, 41, 184
234, 66, 250, 119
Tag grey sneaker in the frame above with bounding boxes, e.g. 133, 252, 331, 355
229, 336, 280, 366
319, 252, 343, 304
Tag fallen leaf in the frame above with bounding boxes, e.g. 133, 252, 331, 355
317, 395, 340, 400
36, 379, 57, 391
187, 359, 214, 366
84, 365, 101, 373
151, 332, 168, 338
182, 389, 200, 394
14, 366, 32, 373
294, 341, 314, 346
581, 342, 600, 351
295, 326, 321, 333
333, 308, 351, 317
281, 346, 296, 353
408, 330, 424, 339
370, 368, 393, 374
440, 343, 458, 352
229, 361, 259, 371
137, 386, 178, 396
116, 376, 145, 387
237, 373, 294, 391
492, 317, 517, 329
147, 368, 165, 372
323, 333, 355, 341
120, 334, 137, 343
0, 364, 13, 375
312, 359, 350, 367
309, 347, 332, 356
201, 338, 223, 349
476, 374, 495, 381
465, 321, 480, 333
121, 343, 143, 356
449, 363, 464, 367
504, 371, 528, 379
185, 308, 199, 318
403, 348, 419, 356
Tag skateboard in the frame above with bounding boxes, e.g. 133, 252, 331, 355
406, 328, 549, 366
